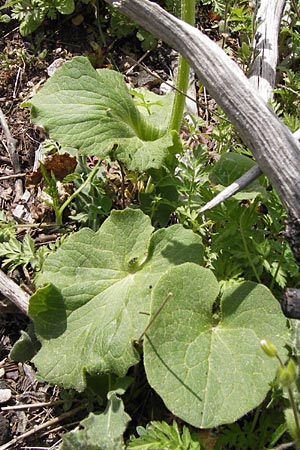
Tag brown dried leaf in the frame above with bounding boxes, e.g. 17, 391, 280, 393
26, 153, 77, 189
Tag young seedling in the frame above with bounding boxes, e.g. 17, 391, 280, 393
261, 339, 300, 448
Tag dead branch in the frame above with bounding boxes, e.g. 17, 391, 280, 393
199, 165, 262, 214
105, 0, 300, 223
0, 403, 86, 450
0, 269, 29, 315
0, 107, 23, 202
199, 0, 286, 213
249, 0, 285, 101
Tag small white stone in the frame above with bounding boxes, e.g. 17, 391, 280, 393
0, 389, 11, 404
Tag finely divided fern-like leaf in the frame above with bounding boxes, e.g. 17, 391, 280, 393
127, 421, 201, 449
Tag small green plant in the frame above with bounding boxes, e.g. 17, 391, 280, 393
128, 420, 202, 449
67, 157, 113, 230
8, 0, 181, 50
0, 233, 38, 272
11, 0, 76, 35
39, 155, 102, 226
214, 406, 287, 450
22, 56, 181, 174
107, 0, 183, 51
25, 209, 287, 433
274, 68, 300, 124
8, 0, 300, 448
0, 211, 18, 242
108, 7, 159, 51
0, 228, 66, 274
261, 339, 300, 448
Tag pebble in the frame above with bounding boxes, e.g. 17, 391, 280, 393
0, 388, 11, 404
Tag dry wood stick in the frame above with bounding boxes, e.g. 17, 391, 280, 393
0, 404, 86, 450
199, 0, 288, 213
1, 399, 70, 411
249, 0, 285, 102
105, 0, 300, 221
0, 107, 23, 201
0, 269, 29, 315
0, 173, 26, 181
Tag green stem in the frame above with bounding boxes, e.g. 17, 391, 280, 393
169, 0, 195, 133
239, 214, 261, 284
55, 159, 102, 225
96, 0, 107, 47
291, 0, 300, 24
288, 386, 300, 450
250, 404, 261, 433
269, 241, 286, 292
276, 354, 300, 449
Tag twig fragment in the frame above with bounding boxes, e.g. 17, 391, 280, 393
198, 126, 300, 214
198, 0, 295, 215
0, 106, 23, 201
139, 292, 173, 342
1, 399, 70, 411
0, 403, 86, 450
198, 165, 262, 214
0, 173, 26, 181
0, 269, 29, 315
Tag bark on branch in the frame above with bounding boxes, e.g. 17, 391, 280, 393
105, 0, 300, 223
249, 0, 286, 101
201, 0, 286, 213
0, 269, 29, 315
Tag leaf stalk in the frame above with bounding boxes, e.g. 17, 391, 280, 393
56, 159, 102, 225
169, 0, 195, 133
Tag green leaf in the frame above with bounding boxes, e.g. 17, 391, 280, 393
144, 263, 287, 428
209, 153, 266, 199
22, 56, 180, 171
284, 408, 300, 441
61, 391, 130, 450
30, 209, 203, 390
132, 87, 175, 129
19, 9, 46, 35
0, 14, 11, 24
10, 324, 40, 362
55, 0, 75, 15
128, 420, 201, 449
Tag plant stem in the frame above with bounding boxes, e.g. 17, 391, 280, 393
169, 0, 195, 133
250, 404, 261, 433
291, 0, 300, 24
119, 161, 126, 209
239, 214, 261, 284
96, 0, 107, 47
269, 241, 286, 292
288, 386, 300, 450
276, 354, 300, 448
55, 159, 102, 225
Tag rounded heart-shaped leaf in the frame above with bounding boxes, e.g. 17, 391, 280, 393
144, 263, 287, 428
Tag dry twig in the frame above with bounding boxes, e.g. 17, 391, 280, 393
0, 404, 86, 450
199, 0, 287, 213
0, 269, 29, 315
0, 107, 23, 201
